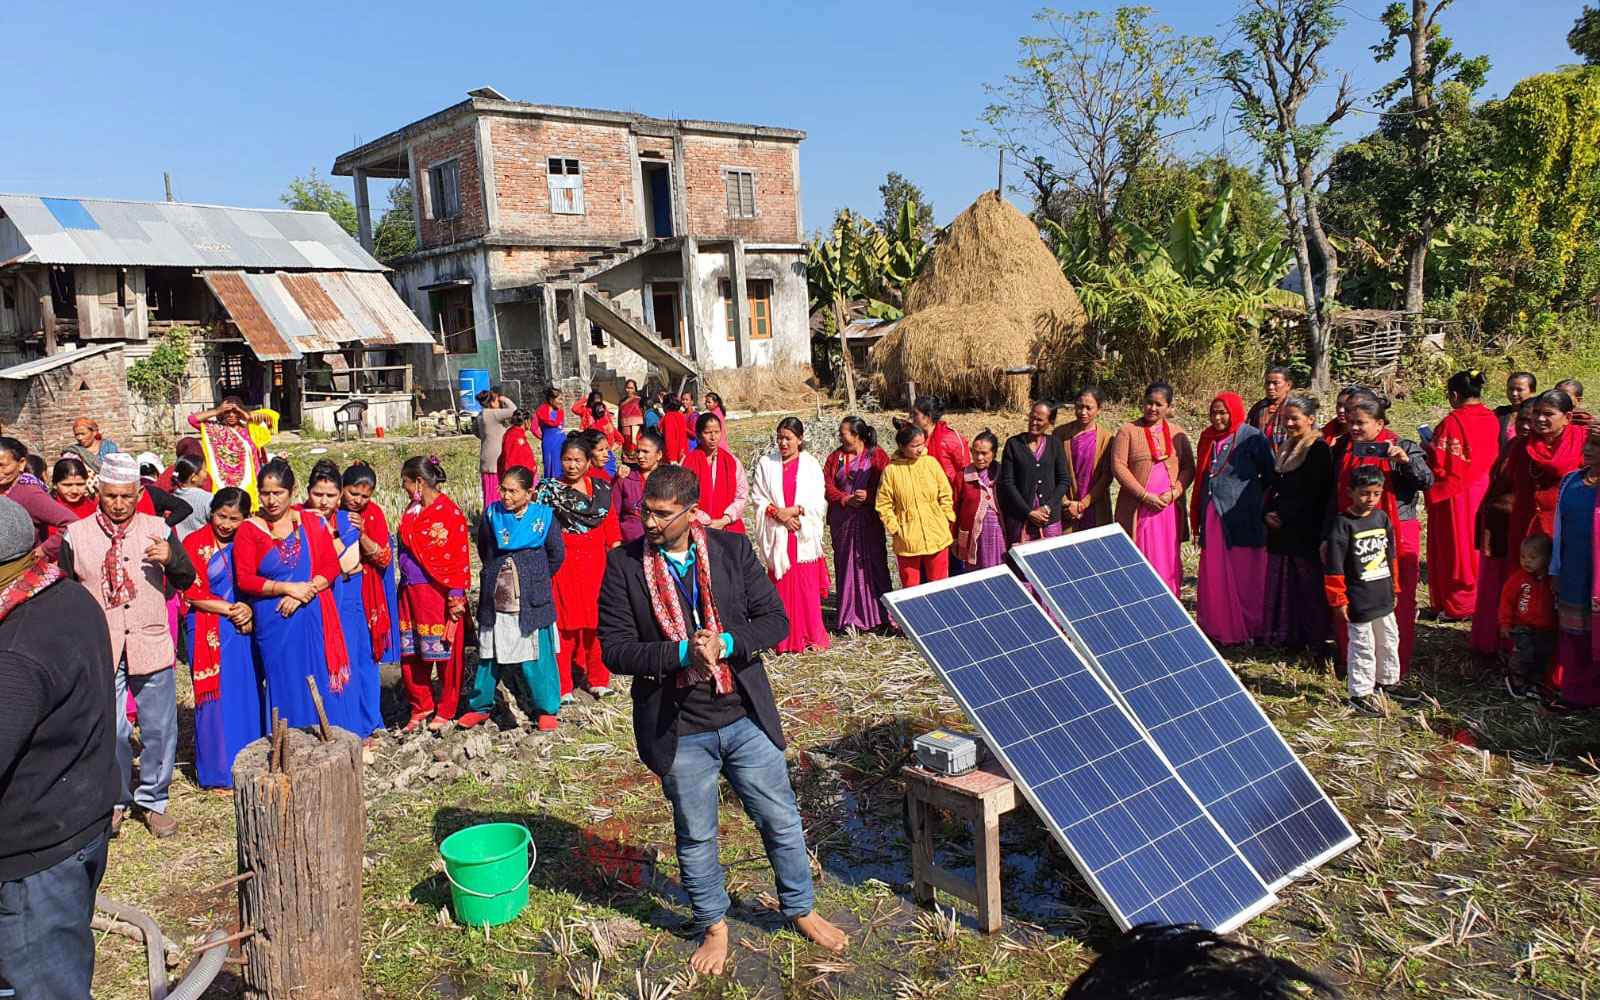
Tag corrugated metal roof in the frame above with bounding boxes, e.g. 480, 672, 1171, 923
0, 194, 383, 271
0, 343, 119, 380
203, 270, 435, 362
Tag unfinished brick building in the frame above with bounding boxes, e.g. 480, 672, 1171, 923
332, 87, 809, 401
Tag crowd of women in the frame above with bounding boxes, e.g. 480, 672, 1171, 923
2, 368, 1595, 796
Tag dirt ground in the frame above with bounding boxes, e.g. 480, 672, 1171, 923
88, 405, 1600, 1000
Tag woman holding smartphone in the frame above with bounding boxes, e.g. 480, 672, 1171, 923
1329, 389, 1433, 676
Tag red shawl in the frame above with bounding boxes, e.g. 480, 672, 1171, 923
1337, 429, 1413, 555
620, 396, 643, 422
232, 514, 352, 692
660, 411, 690, 463
181, 526, 225, 704
0, 554, 63, 627
591, 414, 622, 450
1427, 402, 1502, 504
1191, 392, 1247, 535
499, 426, 538, 478
399, 493, 471, 590
1321, 418, 1347, 444
358, 504, 394, 662
57, 495, 96, 521
683, 446, 745, 533
1509, 421, 1587, 548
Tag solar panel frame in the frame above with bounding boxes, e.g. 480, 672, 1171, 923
883, 567, 1277, 933
1011, 525, 1360, 889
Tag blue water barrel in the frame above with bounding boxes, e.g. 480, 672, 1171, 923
458, 369, 491, 413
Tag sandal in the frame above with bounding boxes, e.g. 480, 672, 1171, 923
1543, 697, 1593, 716
427, 716, 452, 732
401, 713, 430, 733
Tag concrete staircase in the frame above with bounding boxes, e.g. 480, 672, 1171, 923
548, 237, 676, 284
583, 288, 699, 382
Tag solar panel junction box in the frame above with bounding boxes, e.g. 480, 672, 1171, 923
913, 730, 981, 777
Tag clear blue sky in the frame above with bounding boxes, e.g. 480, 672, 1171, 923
2, 0, 1585, 232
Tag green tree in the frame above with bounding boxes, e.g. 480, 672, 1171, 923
1371, 0, 1490, 323
978, 6, 1215, 260
1489, 67, 1600, 328
280, 167, 358, 237
372, 181, 418, 260
1571, 6, 1600, 65
877, 172, 934, 238
1221, 0, 1355, 389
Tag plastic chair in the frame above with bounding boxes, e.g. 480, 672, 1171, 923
333, 400, 368, 441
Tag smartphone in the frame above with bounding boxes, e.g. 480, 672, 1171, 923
1352, 441, 1388, 459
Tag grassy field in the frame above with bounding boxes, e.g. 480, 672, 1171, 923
89, 402, 1600, 1000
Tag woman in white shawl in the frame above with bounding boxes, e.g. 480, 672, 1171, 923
751, 416, 830, 652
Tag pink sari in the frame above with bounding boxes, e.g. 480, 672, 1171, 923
1136, 463, 1182, 595
1197, 513, 1266, 644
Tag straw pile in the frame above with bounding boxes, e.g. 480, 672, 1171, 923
869, 191, 1086, 406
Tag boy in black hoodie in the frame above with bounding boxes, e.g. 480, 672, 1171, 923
1325, 465, 1409, 716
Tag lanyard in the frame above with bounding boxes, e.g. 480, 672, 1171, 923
671, 555, 701, 629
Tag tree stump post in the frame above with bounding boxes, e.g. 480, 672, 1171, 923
233, 726, 365, 1000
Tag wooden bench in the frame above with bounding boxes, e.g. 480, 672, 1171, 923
904, 758, 1019, 933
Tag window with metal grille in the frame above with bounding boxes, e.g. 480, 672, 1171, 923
428, 160, 462, 220
547, 158, 585, 215
721, 278, 774, 340
724, 170, 755, 219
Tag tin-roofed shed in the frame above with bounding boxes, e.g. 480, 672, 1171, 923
0, 193, 441, 434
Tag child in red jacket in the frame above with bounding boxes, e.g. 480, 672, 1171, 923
1499, 534, 1557, 700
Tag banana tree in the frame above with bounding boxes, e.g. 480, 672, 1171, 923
808, 210, 877, 409
1114, 179, 1293, 292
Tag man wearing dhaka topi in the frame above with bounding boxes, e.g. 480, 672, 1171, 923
188, 397, 267, 506
597, 464, 847, 974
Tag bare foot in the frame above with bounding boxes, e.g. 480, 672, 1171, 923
690, 921, 730, 975
792, 912, 848, 953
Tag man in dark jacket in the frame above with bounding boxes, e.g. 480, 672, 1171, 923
0, 496, 119, 997
598, 464, 847, 975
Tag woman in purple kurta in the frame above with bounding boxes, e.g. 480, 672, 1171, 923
1068, 432, 1100, 527
956, 431, 1007, 569
823, 417, 892, 631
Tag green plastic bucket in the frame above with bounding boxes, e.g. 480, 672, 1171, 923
439, 823, 535, 927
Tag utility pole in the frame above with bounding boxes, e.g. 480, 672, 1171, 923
996, 150, 1004, 195
163, 172, 173, 202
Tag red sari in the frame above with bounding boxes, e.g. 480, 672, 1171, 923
1426, 403, 1502, 618
499, 425, 538, 478
659, 411, 690, 463
682, 445, 747, 533
551, 477, 622, 695
397, 493, 471, 720
1507, 423, 1586, 552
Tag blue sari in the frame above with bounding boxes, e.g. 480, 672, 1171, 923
332, 510, 383, 736
188, 540, 266, 788
249, 522, 358, 731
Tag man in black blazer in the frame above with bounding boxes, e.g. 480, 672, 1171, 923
598, 465, 847, 975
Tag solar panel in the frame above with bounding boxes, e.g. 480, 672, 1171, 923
883, 568, 1276, 932
1011, 526, 1359, 889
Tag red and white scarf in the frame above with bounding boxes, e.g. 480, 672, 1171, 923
642, 524, 733, 695
96, 510, 140, 608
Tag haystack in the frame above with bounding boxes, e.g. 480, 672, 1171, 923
869, 191, 1086, 406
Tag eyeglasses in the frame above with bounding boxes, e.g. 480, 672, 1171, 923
636, 502, 693, 525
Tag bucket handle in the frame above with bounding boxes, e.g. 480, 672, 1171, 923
441, 837, 537, 899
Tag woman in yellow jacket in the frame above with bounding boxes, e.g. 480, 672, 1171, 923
876, 423, 956, 586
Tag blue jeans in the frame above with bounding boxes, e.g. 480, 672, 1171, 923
115, 661, 177, 813
0, 829, 109, 999
661, 716, 814, 930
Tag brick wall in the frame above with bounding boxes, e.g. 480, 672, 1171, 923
0, 349, 132, 459
491, 118, 640, 241
681, 135, 800, 243
414, 124, 488, 249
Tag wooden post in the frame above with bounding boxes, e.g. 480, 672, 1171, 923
834, 295, 856, 411
234, 727, 365, 1000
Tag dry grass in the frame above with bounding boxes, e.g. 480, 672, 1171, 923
703, 363, 822, 415
870, 192, 1087, 407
